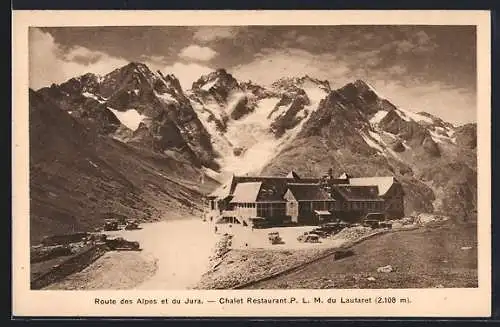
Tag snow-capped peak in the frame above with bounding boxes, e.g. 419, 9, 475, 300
191, 68, 239, 92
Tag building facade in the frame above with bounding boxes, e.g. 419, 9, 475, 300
204, 171, 405, 227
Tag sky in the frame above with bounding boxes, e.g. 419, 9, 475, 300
29, 25, 477, 125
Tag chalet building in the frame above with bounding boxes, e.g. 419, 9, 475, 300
283, 183, 336, 224
204, 170, 405, 227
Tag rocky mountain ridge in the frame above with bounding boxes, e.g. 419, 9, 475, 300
34, 61, 477, 226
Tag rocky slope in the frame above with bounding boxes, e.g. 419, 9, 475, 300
37, 62, 219, 170
29, 89, 218, 243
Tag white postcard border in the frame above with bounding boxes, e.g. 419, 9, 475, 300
12, 10, 491, 317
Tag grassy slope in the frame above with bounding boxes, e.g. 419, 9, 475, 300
247, 220, 477, 289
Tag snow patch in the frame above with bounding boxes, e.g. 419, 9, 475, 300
303, 87, 328, 105
382, 131, 398, 140
365, 81, 386, 99
397, 108, 433, 124
82, 92, 105, 104
201, 167, 222, 182
430, 130, 454, 144
156, 91, 179, 105
194, 82, 328, 176
87, 160, 99, 168
269, 102, 293, 120
368, 130, 384, 144
227, 92, 248, 116
222, 98, 283, 175
434, 126, 447, 134
360, 131, 385, 154
108, 107, 147, 131
243, 97, 281, 124
201, 78, 218, 91
370, 110, 388, 124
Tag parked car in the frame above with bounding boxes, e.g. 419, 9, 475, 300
310, 228, 330, 238
124, 220, 140, 230
40, 232, 89, 246
297, 232, 321, 243
361, 212, 386, 229
103, 219, 120, 231
268, 232, 283, 244
105, 237, 140, 251
318, 221, 349, 234
363, 219, 380, 229
379, 221, 393, 229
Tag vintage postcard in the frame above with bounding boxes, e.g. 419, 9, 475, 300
12, 10, 491, 317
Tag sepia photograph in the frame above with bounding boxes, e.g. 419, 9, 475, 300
12, 10, 491, 317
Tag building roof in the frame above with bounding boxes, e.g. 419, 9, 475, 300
338, 172, 351, 179
286, 170, 301, 179
286, 183, 334, 201
208, 174, 398, 202
208, 177, 232, 198
210, 175, 321, 198
348, 177, 395, 196
230, 182, 262, 203
333, 185, 384, 201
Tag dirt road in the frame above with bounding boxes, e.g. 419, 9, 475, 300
106, 218, 219, 289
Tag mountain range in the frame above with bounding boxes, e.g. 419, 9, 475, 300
29, 62, 477, 241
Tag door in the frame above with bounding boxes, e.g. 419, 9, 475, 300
287, 200, 299, 223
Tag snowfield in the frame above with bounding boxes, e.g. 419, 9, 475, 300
192, 87, 327, 174
82, 92, 106, 104
108, 107, 147, 131
396, 108, 434, 124
155, 91, 179, 105
370, 110, 389, 125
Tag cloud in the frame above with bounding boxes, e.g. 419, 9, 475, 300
179, 44, 218, 61
63, 46, 104, 64
232, 48, 347, 86
231, 45, 474, 124
370, 79, 476, 125
192, 27, 237, 42
387, 65, 407, 75
29, 28, 128, 90
163, 62, 213, 90
381, 30, 438, 56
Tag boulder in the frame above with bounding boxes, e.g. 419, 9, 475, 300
377, 265, 393, 273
